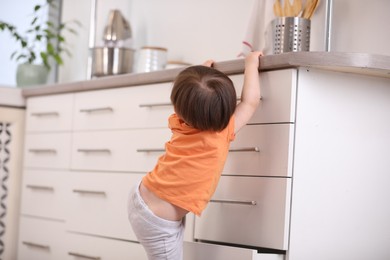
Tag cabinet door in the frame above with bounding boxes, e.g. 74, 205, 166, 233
21, 170, 68, 220
26, 93, 73, 132
194, 176, 291, 250
71, 128, 171, 172
66, 172, 143, 241
224, 124, 294, 177
184, 242, 284, 260
65, 233, 147, 260
231, 69, 297, 124
73, 83, 173, 130
23, 133, 71, 169
18, 217, 67, 260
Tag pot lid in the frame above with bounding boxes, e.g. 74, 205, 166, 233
103, 9, 132, 41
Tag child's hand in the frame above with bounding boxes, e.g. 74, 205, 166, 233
245, 51, 263, 69
202, 59, 215, 67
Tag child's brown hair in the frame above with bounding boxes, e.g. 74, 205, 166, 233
171, 65, 236, 131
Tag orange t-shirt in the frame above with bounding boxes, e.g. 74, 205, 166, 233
142, 113, 235, 216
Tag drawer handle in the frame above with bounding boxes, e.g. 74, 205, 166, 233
139, 102, 172, 108
136, 148, 165, 153
79, 107, 113, 113
68, 252, 101, 260
137, 147, 259, 153
229, 147, 259, 152
30, 112, 59, 117
28, 149, 57, 154
26, 185, 54, 191
210, 199, 257, 206
77, 149, 111, 154
22, 241, 50, 250
73, 189, 106, 196
236, 96, 263, 101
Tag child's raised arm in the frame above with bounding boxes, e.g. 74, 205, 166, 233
234, 51, 263, 133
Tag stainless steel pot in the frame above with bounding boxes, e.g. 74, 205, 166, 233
91, 47, 135, 76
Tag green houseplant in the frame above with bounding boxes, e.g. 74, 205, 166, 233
0, 0, 80, 86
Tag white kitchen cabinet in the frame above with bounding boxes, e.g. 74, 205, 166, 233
71, 128, 171, 172
195, 176, 291, 250
19, 53, 390, 260
224, 124, 294, 177
23, 133, 72, 169
230, 69, 297, 124
18, 217, 67, 260
73, 83, 174, 131
65, 232, 147, 260
18, 94, 72, 260
25, 93, 73, 133
20, 170, 68, 221
184, 242, 284, 260
286, 68, 390, 260
0, 105, 25, 260
66, 171, 143, 241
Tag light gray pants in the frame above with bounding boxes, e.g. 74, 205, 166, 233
127, 182, 185, 260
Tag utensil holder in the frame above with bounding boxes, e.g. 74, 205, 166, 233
271, 17, 311, 54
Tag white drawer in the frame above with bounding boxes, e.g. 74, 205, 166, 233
26, 93, 73, 132
71, 128, 171, 172
194, 176, 291, 250
21, 170, 68, 220
18, 216, 67, 260
231, 69, 297, 124
184, 242, 284, 260
224, 124, 294, 177
65, 232, 147, 260
23, 133, 72, 169
73, 83, 174, 130
66, 172, 143, 241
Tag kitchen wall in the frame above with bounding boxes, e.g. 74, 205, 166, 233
58, 0, 257, 83
55, 0, 390, 84
330, 0, 390, 55
1, 0, 390, 86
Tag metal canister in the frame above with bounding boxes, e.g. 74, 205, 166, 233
272, 17, 311, 54
135, 47, 168, 73
91, 47, 135, 76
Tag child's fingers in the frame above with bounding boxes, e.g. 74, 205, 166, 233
202, 59, 214, 67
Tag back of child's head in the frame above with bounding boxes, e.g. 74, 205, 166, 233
171, 65, 236, 131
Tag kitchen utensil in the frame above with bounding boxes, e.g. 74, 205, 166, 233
292, 0, 303, 17
91, 47, 135, 76
271, 17, 311, 54
103, 10, 132, 42
283, 0, 294, 17
273, 0, 283, 17
308, 0, 320, 19
302, 0, 319, 19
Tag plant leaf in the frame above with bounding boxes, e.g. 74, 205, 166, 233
40, 52, 51, 70
53, 53, 63, 65
16, 54, 27, 61
34, 5, 41, 12
47, 43, 55, 54
31, 17, 38, 25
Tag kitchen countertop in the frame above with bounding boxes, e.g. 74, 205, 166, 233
0, 86, 26, 108
22, 52, 390, 98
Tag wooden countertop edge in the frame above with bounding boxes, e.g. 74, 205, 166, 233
22, 52, 390, 97
0, 87, 26, 108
